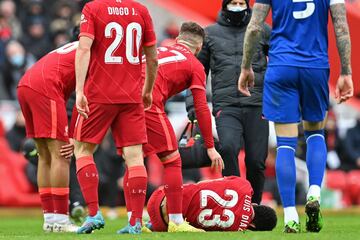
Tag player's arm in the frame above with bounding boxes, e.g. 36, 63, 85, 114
241, 3, 270, 69
141, 5, 158, 110
330, 1, 353, 104
191, 88, 223, 172
75, 36, 93, 118
142, 45, 158, 110
238, 2, 270, 96
75, 3, 94, 118
190, 67, 224, 172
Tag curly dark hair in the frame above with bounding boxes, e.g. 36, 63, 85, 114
250, 205, 277, 231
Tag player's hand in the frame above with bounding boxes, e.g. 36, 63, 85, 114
60, 138, 74, 159
335, 75, 353, 104
238, 67, 255, 97
76, 91, 90, 119
142, 90, 153, 111
207, 147, 224, 173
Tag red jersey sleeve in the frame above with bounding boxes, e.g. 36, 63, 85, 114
192, 89, 214, 148
140, 6, 156, 47
189, 61, 206, 91
79, 3, 95, 40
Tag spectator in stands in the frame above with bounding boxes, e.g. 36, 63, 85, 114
342, 115, 360, 171
52, 0, 77, 22
18, 0, 47, 28
0, 12, 12, 41
3, 40, 35, 99
51, 29, 70, 48
6, 109, 26, 152
21, 17, 51, 59
0, 11, 10, 70
0, 0, 21, 39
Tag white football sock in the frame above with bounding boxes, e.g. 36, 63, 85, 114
169, 214, 184, 225
307, 185, 321, 202
44, 213, 55, 224
284, 207, 299, 224
53, 213, 69, 224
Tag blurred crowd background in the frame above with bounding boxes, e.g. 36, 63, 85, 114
0, 0, 360, 217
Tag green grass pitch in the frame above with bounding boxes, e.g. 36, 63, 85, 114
0, 208, 359, 240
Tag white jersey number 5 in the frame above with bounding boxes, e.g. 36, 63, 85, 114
293, 0, 315, 19
104, 22, 142, 64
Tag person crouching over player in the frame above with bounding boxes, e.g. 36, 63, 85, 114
147, 176, 277, 232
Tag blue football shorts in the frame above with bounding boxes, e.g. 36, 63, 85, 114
263, 66, 330, 123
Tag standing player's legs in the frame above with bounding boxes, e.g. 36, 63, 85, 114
300, 68, 330, 232
263, 66, 301, 233
141, 109, 204, 233
242, 107, 269, 204
18, 87, 77, 232
273, 124, 299, 231
122, 145, 147, 227
215, 106, 243, 177
112, 103, 148, 234
74, 140, 103, 234
73, 103, 119, 234
34, 139, 54, 232
46, 139, 78, 232
158, 150, 183, 226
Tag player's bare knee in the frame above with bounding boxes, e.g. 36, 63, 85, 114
274, 123, 298, 137
74, 141, 95, 158
34, 138, 51, 164
158, 150, 179, 162
123, 144, 143, 166
303, 120, 326, 131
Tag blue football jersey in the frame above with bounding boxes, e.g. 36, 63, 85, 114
255, 0, 344, 69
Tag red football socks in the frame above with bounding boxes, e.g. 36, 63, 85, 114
52, 188, 69, 215
123, 167, 132, 213
39, 187, 54, 214
162, 154, 183, 214
128, 165, 147, 226
76, 156, 99, 217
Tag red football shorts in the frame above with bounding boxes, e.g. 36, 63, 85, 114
17, 86, 69, 142
73, 102, 147, 148
143, 106, 178, 156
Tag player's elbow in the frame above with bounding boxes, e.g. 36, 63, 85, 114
146, 57, 158, 69
77, 44, 91, 53
246, 24, 262, 37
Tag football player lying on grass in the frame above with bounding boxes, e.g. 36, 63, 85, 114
146, 176, 277, 232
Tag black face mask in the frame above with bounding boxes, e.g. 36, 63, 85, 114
222, 8, 251, 27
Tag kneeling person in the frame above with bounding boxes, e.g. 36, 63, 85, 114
147, 176, 277, 232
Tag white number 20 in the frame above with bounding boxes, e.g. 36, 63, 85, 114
104, 22, 142, 64
198, 189, 238, 229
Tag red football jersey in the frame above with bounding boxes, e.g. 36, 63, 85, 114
182, 176, 254, 231
145, 44, 206, 110
18, 41, 78, 101
80, 0, 156, 104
